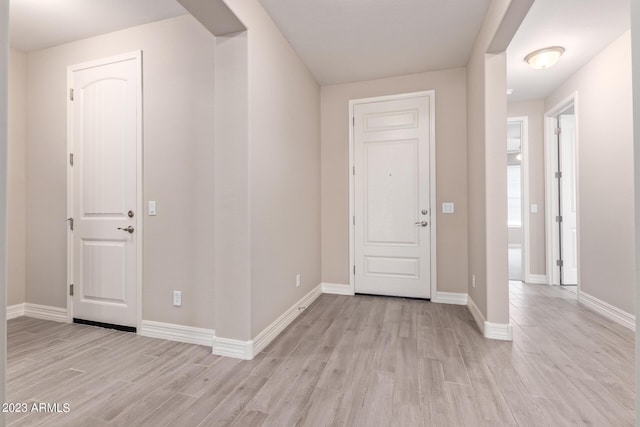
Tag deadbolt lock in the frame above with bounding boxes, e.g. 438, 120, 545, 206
421, 209, 428, 215
128, 210, 134, 218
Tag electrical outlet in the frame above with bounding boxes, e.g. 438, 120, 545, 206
472, 274, 476, 288
296, 274, 301, 288
173, 290, 182, 307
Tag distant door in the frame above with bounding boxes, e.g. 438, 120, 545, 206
558, 114, 578, 285
69, 52, 142, 328
353, 94, 432, 298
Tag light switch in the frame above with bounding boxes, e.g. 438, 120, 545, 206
442, 202, 455, 214
148, 201, 157, 216
531, 204, 538, 214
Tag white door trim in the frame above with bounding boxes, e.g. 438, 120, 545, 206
544, 92, 580, 294
348, 91, 437, 298
507, 116, 531, 282
66, 50, 144, 330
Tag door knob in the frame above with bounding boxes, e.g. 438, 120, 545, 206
414, 221, 428, 227
117, 226, 135, 233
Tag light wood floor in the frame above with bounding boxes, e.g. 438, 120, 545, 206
6, 282, 636, 426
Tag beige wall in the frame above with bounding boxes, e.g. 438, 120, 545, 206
224, 0, 321, 337
8, 48, 26, 306
213, 32, 251, 341
508, 100, 546, 276
186, 0, 322, 340
467, 32, 487, 316
631, 0, 640, 406
320, 69, 469, 294
546, 31, 635, 315
25, 15, 217, 328
20, 0, 320, 342
484, 52, 509, 324
466, 0, 511, 324
1, 0, 9, 414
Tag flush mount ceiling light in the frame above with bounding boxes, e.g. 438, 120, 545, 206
524, 46, 565, 70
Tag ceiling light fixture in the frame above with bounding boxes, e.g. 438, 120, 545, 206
524, 46, 565, 70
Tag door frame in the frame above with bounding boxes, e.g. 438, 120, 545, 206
348, 91, 437, 298
506, 116, 530, 282
66, 50, 144, 330
544, 92, 580, 292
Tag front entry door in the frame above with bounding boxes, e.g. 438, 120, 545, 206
69, 52, 141, 328
353, 93, 432, 298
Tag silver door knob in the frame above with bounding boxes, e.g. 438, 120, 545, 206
117, 226, 135, 233
414, 221, 428, 227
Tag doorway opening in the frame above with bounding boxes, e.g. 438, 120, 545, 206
545, 94, 579, 294
507, 117, 528, 282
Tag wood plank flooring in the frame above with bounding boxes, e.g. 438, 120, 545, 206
6, 282, 636, 426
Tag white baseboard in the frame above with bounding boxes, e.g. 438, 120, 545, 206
484, 322, 513, 341
526, 274, 548, 285
7, 303, 25, 320
467, 296, 485, 334
251, 283, 323, 356
213, 336, 254, 360
432, 291, 468, 305
579, 291, 635, 331
139, 320, 215, 347
213, 283, 324, 361
467, 296, 513, 341
321, 282, 353, 295
23, 303, 68, 322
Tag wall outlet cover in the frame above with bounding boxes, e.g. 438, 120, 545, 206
173, 290, 182, 307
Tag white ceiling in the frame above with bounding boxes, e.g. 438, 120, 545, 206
258, 0, 491, 85
9, 0, 631, 101
9, 0, 187, 52
506, 0, 630, 102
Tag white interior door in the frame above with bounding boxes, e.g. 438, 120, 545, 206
559, 114, 578, 285
69, 52, 141, 328
353, 94, 432, 298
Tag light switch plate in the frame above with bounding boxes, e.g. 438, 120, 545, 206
442, 202, 455, 214
148, 201, 157, 216
531, 204, 538, 213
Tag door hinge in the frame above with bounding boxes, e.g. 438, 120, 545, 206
353, 265, 356, 275
554, 127, 561, 135
555, 171, 562, 179
353, 166, 355, 175
556, 259, 564, 267
69, 284, 74, 296
555, 215, 563, 223
67, 217, 74, 231
352, 117, 355, 127
69, 88, 74, 101
353, 215, 355, 225
69, 153, 74, 166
